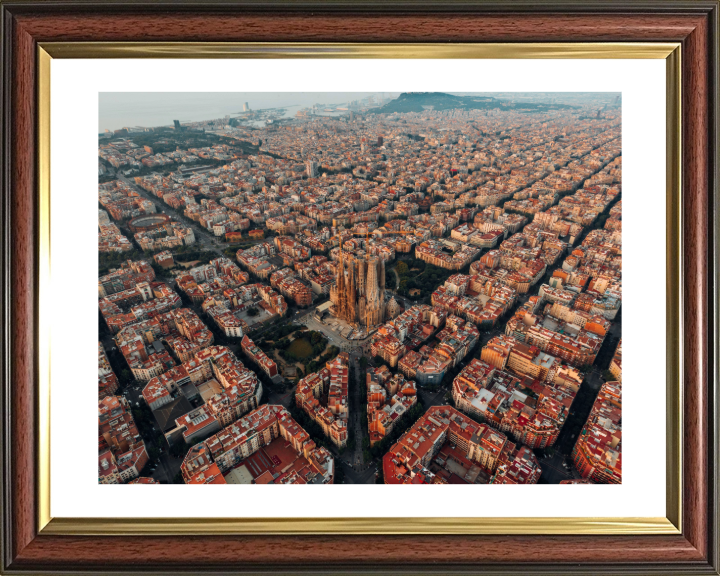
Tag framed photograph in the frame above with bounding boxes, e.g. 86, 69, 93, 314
1, 1, 718, 574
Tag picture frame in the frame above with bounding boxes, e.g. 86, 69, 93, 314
1, 1, 718, 574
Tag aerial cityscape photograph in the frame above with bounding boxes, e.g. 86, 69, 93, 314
98, 91, 622, 486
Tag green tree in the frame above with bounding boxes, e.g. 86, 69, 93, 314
602, 370, 616, 382
169, 440, 189, 459
335, 466, 345, 484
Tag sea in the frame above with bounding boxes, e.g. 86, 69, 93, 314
98, 92, 380, 132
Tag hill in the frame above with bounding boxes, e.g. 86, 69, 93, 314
373, 92, 576, 114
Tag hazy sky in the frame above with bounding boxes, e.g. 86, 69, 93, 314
98, 92, 390, 132
98, 91, 619, 132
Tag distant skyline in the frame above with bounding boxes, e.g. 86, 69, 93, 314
98, 91, 619, 133
98, 93, 389, 132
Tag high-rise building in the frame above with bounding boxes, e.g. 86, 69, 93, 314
243, 102, 249, 112
306, 160, 319, 178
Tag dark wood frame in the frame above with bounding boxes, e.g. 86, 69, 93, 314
1, 1, 718, 574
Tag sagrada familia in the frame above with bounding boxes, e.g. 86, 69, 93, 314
330, 252, 386, 327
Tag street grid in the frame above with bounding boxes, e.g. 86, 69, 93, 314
100, 129, 621, 486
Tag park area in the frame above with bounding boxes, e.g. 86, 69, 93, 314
393, 258, 455, 300
278, 330, 340, 375
251, 322, 341, 385
286, 337, 314, 360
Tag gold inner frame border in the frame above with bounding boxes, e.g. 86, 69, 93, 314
36, 42, 681, 536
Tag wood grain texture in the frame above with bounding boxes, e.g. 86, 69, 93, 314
1, 4, 717, 574
12, 13, 704, 42
681, 9, 710, 562
9, 14, 37, 565
8, 534, 707, 568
